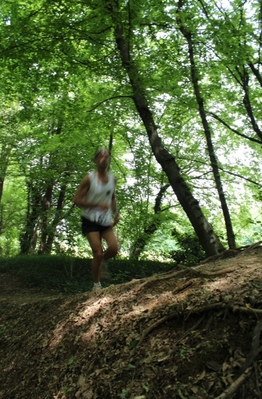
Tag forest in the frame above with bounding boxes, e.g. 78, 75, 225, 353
1, 2, 262, 399
0, 0, 261, 261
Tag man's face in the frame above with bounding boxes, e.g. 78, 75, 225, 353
96, 151, 110, 168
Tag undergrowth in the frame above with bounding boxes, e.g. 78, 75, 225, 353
0, 255, 174, 293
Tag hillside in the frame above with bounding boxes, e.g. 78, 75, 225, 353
1, 245, 262, 399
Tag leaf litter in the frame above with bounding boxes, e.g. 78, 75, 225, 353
0, 245, 262, 399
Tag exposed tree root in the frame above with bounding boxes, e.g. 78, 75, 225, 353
125, 249, 252, 293
131, 263, 237, 294
114, 269, 188, 292
201, 241, 262, 264
214, 367, 252, 399
239, 319, 262, 374
135, 303, 224, 348
136, 313, 205, 349
232, 306, 262, 315
138, 269, 188, 288
238, 241, 262, 254
114, 241, 262, 295
215, 316, 262, 399
135, 302, 262, 350
177, 264, 237, 277
200, 249, 240, 264
135, 302, 262, 398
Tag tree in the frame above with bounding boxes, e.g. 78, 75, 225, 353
0, 0, 261, 257
107, 0, 224, 256
176, 0, 236, 249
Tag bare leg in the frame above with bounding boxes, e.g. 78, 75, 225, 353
85, 232, 103, 283
101, 228, 119, 261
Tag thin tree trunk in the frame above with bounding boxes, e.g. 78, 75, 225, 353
240, 67, 262, 141
0, 145, 10, 235
109, 0, 224, 256
177, 4, 236, 249
0, 145, 10, 204
44, 184, 67, 254
38, 185, 53, 255
38, 122, 66, 255
20, 182, 41, 254
248, 62, 262, 88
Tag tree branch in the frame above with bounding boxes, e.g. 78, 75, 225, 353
209, 112, 262, 145
87, 95, 133, 112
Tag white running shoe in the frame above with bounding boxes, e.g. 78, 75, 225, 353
92, 282, 103, 292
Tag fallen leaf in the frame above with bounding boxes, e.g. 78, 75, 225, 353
206, 360, 221, 371
194, 369, 206, 383
191, 385, 198, 394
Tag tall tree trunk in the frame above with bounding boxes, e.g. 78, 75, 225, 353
38, 122, 66, 255
0, 145, 10, 204
0, 144, 11, 235
177, 4, 236, 249
109, 0, 224, 256
44, 184, 67, 254
20, 182, 41, 254
38, 185, 53, 255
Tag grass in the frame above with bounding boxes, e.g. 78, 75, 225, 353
0, 255, 174, 293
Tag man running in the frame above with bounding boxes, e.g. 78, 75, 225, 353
73, 148, 120, 291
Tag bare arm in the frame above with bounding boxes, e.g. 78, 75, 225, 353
111, 179, 120, 226
73, 175, 93, 208
111, 192, 118, 214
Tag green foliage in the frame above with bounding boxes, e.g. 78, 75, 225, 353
170, 232, 206, 266
0, 0, 261, 259
0, 255, 92, 293
0, 230, 20, 257
109, 259, 173, 284
0, 255, 173, 292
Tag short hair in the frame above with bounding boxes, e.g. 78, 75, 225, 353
94, 148, 109, 160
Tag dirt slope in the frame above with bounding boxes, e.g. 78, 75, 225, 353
1, 246, 262, 399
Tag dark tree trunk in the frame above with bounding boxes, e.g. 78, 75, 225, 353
20, 122, 66, 255
248, 62, 262, 88
177, 6, 236, 249
0, 145, 11, 235
44, 184, 67, 254
240, 67, 262, 141
20, 182, 41, 254
37, 122, 66, 254
38, 185, 53, 255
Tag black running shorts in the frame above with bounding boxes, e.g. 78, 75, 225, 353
81, 216, 112, 235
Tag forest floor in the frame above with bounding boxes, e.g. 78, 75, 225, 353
1, 245, 262, 399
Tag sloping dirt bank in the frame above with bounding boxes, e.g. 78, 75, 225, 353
0, 246, 262, 399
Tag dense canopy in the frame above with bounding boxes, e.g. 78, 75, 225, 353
0, 0, 261, 259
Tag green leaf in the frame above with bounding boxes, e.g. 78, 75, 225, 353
129, 339, 139, 349
118, 393, 127, 398
143, 384, 150, 392
67, 356, 74, 365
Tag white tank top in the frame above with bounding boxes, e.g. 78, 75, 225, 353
81, 171, 115, 226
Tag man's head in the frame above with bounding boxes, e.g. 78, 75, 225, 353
94, 148, 110, 169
